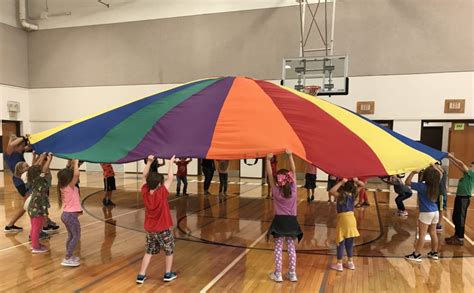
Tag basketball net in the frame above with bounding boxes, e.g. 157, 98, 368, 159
303, 85, 321, 96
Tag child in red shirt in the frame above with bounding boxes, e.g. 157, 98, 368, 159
137, 155, 177, 284
100, 163, 116, 207
174, 158, 192, 196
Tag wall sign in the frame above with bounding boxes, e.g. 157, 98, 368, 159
454, 123, 465, 131
356, 101, 375, 115
444, 99, 465, 113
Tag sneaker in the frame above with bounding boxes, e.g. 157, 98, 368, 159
445, 236, 464, 246
42, 225, 60, 234
284, 272, 298, 282
355, 203, 362, 208
29, 231, 50, 241
398, 210, 408, 217
362, 201, 370, 206
102, 198, 108, 206
330, 263, 343, 272
405, 252, 422, 262
163, 271, 177, 282
343, 262, 356, 270
310, 195, 314, 202
107, 200, 116, 207
183, 193, 189, 197
61, 257, 80, 267
71, 256, 80, 262
47, 219, 59, 228
4, 225, 23, 233
427, 251, 439, 260
32, 245, 49, 254
436, 224, 443, 233
268, 272, 283, 282
176, 193, 181, 197
136, 274, 147, 284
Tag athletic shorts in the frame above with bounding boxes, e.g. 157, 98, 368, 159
304, 173, 317, 189
15, 183, 28, 197
145, 229, 175, 255
419, 211, 439, 225
103, 177, 116, 191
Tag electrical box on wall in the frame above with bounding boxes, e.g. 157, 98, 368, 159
7, 101, 20, 113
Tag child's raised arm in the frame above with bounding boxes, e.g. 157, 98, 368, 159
70, 160, 80, 187
286, 150, 296, 174
142, 155, 154, 185
329, 178, 347, 198
448, 153, 469, 174
42, 153, 53, 174
164, 155, 176, 190
405, 171, 417, 186
6, 135, 24, 154
265, 154, 276, 190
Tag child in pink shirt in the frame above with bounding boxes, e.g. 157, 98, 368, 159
266, 150, 302, 283
57, 159, 82, 267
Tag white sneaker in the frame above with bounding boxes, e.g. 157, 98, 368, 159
269, 272, 283, 282
284, 272, 298, 282
61, 258, 80, 267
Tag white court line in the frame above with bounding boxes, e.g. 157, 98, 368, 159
200, 231, 268, 293
442, 215, 474, 246
199, 199, 304, 292
0, 204, 160, 254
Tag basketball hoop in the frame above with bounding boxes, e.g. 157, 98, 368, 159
303, 85, 321, 96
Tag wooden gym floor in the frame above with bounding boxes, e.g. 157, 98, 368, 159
1, 171, 474, 292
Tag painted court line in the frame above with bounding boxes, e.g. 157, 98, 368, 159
200, 231, 268, 293
442, 215, 474, 245
0, 207, 147, 253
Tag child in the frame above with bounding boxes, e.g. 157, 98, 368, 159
143, 158, 165, 173
27, 153, 53, 253
304, 163, 317, 202
100, 163, 116, 207
404, 166, 441, 261
174, 158, 192, 196
57, 159, 82, 267
355, 178, 369, 207
266, 150, 302, 282
217, 160, 229, 197
327, 175, 338, 203
445, 154, 473, 245
383, 176, 413, 216
266, 155, 278, 199
329, 178, 363, 271
136, 155, 177, 284
201, 159, 215, 195
4, 135, 30, 233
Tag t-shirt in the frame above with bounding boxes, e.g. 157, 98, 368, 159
411, 182, 438, 212
272, 182, 297, 216
337, 194, 355, 213
100, 163, 115, 178
201, 159, 215, 170
61, 185, 82, 212
218, 160, 229, 174
175, 160, 190, 177
456, 170, 474, 197
305, 164, 317, 175
141, 184, 173, 232
3, 151, 25, 187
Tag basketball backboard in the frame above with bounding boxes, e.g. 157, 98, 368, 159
282, 55, 349, 96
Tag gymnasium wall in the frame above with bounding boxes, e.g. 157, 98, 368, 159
26, 0, 473, 88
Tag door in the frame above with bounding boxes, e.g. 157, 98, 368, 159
421, 126, 443, 151
448, 123, 474, 180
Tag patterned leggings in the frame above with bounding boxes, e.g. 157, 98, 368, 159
61, 212, 81, 258
274, 237, 296, 273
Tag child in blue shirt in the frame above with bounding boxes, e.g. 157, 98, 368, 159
404, 165, 442, 262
